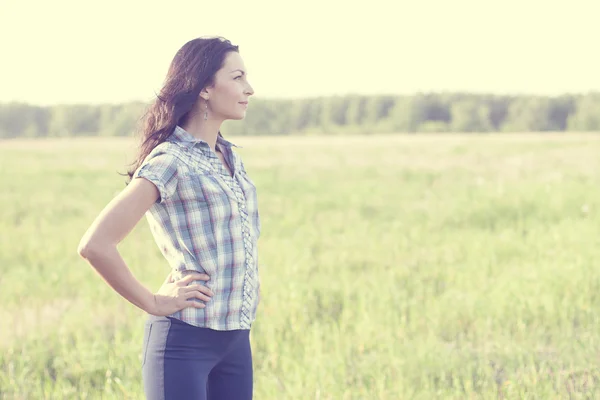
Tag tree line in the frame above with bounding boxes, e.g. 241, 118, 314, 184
1, 92, 599, 139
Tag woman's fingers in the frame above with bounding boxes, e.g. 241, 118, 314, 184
177, 273, 211, 286
177, 285, 212, 302
173, 275, 214, 311
183, 284, 214, 297
186, 300, 206, 308
183, 290, 211, 302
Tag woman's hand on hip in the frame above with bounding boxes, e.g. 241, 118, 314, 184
148, 272, 213, 316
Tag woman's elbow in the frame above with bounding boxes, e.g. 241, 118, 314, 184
77, 239, 92, 259
77, 238, 101, 260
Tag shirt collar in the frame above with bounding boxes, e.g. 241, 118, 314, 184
168, 125, 241, 151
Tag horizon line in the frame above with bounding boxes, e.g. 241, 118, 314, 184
2, 89, 600, 107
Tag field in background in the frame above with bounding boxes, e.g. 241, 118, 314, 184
1, 133, 600, 399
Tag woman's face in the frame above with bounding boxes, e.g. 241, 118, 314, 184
204, 51, 254, 121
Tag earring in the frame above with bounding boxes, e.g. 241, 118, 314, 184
204, 101, 208, 120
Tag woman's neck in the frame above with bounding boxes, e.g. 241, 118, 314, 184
181, 112, 224, 152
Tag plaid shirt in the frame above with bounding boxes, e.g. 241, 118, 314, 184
133, 126, 261, 330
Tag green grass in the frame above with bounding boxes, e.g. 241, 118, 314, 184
1, 133, 600, 399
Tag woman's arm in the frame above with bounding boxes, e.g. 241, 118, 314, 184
77, 177, 162, 313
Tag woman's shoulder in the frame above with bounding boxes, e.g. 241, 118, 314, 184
149, 140, 183, 156
144, 141, 188, 164
134, 142, 189, 181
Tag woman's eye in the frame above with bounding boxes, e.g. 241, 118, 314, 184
235, 75, 243, 80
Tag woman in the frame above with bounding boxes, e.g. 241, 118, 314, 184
77, 36, 259, 400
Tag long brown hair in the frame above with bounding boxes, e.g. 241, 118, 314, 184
124, 36, 239, 182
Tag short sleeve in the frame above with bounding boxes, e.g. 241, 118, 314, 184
133, 149, 179, 204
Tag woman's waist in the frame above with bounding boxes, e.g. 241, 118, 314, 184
170, 266, 260, 289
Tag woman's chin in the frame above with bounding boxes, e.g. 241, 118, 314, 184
222, 108, 247, 121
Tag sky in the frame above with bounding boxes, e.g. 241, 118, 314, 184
1, 0, 599, 105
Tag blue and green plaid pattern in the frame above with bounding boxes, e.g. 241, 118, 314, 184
133, 126, 261, 330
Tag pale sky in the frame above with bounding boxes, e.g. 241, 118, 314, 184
1, 0, 599, 105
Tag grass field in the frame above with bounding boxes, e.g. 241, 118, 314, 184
1, 133, 600, 399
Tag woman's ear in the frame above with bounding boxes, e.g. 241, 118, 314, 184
199, 87, 210, 100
